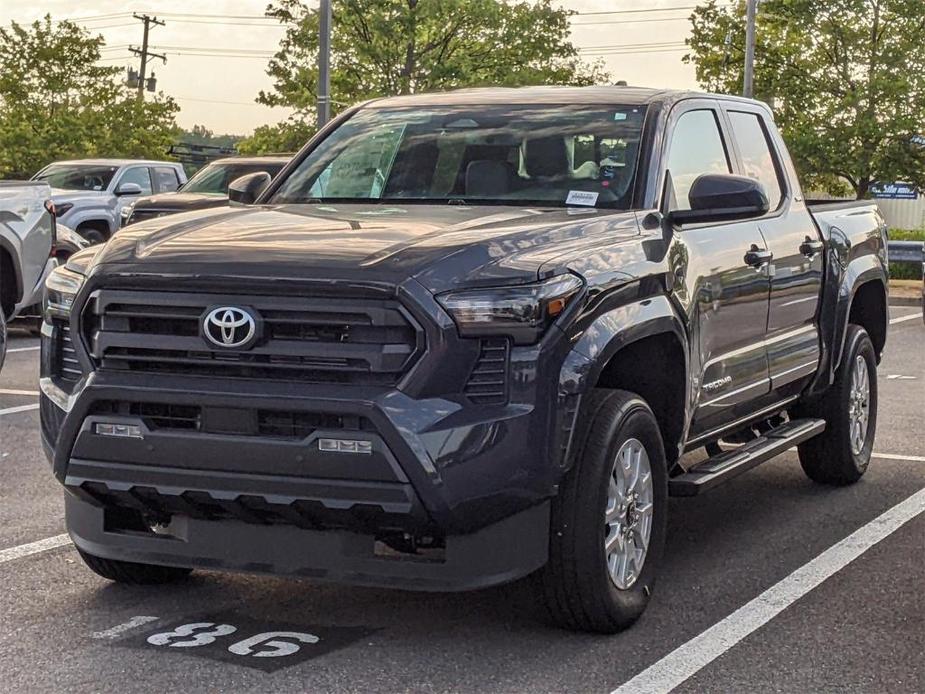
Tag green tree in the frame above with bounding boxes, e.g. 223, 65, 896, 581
238, 0, 607, 153
686, 0, 925, 198
0, 16, 179, 179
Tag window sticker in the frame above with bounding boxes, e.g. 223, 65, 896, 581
566, 190, 599, 206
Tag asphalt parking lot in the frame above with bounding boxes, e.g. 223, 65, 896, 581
1, 306, 923, 694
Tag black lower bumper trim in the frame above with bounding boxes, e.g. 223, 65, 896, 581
65, 493, 550, 591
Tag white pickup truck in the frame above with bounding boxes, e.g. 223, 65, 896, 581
32, 159, 187, 244
0, 181, 56, 368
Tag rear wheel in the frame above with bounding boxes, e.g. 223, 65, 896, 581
536, 389, 668, 633
795, 324, 877, 485
77, 548, 192, 585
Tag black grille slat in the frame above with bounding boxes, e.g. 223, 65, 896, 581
464, 339, 510, 404
87, 289, 422, 385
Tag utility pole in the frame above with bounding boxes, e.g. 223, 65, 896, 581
743, 0, 758, 98
317, 0, 332, 127
129, 14, 166, 100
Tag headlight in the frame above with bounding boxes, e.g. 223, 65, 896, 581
437, 274, 583, 345
44, 265, 85, 320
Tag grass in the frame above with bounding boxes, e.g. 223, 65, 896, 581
887, 229, 924, 280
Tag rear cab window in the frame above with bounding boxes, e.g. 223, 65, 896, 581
153, 167, 181, 193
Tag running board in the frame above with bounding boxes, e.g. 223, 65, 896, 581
669, 418, 826, 497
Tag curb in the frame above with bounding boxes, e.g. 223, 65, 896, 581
889, 297, 922, 307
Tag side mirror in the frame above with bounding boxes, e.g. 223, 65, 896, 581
115, 182, 143, 197
669, 174, 769, 226
228, 172, 271, 205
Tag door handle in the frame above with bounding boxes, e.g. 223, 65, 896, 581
744, 246, 773, 268
800, 237, 825, 257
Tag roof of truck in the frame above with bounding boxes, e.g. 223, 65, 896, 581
43, 159, 181, 167
364, 85, 766, 109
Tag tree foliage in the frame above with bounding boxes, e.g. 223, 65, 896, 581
686, 0, 925, 198
0, 16, 179, 179
238, 0, 608, 153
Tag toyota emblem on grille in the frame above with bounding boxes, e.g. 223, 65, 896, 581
203, 306, 257, 349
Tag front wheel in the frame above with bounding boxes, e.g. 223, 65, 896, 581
796, 324, 877, 485
77, 548, 192, 585
536, 389, 668, 633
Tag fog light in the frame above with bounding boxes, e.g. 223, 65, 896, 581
95, 422, 143, 439
318, 438, 372, 454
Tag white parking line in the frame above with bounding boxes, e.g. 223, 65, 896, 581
0, 534, 72, 565
0, 403, 39, 417
611, 486, 925, 694
873, 452, 925, 463
6, 345, 40, 353
0, 389, 40, 396
890, 312, 922, 325
92, 616, 160, 640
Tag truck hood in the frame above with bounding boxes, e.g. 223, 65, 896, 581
50, 188, 112, 203
96, 203, 642, 293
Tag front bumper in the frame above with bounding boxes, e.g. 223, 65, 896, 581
65, 491, 549, 591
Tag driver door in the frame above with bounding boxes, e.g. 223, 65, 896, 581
663, 103, 772, 441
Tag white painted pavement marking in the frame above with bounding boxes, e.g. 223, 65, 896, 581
0, 403, 39, 417
885, 374, 917, 380
6, 345, 40, 353
0, 388, 40, 396
610, 486, 925, 694
889, 312, 922, 325
872, 452, 925, 463
92, 616, 160, 640
0, 534, 71, 565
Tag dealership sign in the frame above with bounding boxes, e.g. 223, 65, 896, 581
869, 182, 918, 200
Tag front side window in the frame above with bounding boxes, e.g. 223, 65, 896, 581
665, 109, 732, 210
728, 111, 784, 210
182, 162, 285, 195
33, 164, 118, 191
270, 104, 648, 208
118, 167, 153, 195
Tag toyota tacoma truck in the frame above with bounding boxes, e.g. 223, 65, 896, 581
40, 87, 888, 633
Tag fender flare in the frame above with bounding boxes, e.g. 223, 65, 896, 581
808, 251, 887, 395
66, 208, 118, 236
0, 232, 24, 305
559, 294, 689, 397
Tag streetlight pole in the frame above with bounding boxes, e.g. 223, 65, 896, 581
743, 0, 758, 98
317, 0, 332, 127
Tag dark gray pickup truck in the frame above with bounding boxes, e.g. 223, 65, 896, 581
40, 86, 888, 633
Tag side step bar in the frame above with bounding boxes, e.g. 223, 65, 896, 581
669, 418, 826, 497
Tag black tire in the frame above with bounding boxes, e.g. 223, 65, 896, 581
796, 324, 877, 485
78, 226, 107, 245
536, 389, 668, 633
77, 547, 192, 585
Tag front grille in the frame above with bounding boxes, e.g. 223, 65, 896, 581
89, 400, 371, 440
464, 339, 510, 404
84, 289, 423, 385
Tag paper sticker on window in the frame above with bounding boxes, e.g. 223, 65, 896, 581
613, 112, 628, 121
566, 190, 599, 206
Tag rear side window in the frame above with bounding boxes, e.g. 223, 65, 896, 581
728, 111, 784, 210
153, 167, 181, 193
665, 109, 731, 210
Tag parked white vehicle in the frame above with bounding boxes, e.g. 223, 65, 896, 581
32, 159, 187, 244
0, 181, 56, 369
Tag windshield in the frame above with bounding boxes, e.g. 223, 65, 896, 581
182, 161, 285, 195
270, 104, 647, 208
34, 164, 118, 191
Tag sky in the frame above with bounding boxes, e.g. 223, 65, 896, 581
0, 1, 702, 135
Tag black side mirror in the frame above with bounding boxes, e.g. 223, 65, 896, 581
669, 174, 769, 226
228, 172, 272, 205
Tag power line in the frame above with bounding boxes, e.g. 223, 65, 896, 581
573, 4, 707, 16
572, 16, 691, 26
128, 14, 166, 100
